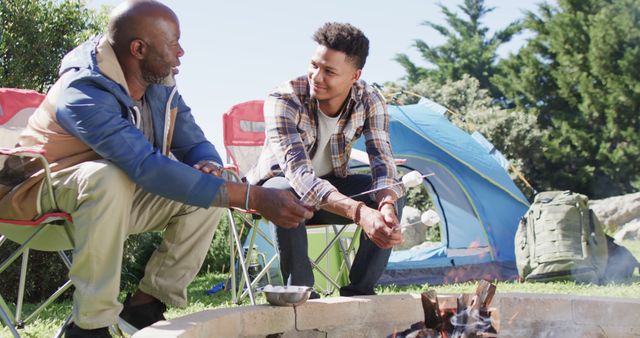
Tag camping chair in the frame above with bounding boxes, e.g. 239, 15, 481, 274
222, 100, 362, 304
0, 88, 75, 338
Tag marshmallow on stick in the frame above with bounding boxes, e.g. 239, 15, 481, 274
317, 170, 433, 208
393, 209, 441, 232
420, 209, 440, 227
401, 170, 425, 188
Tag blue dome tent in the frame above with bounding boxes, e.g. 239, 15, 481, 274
354, 100, 530, 285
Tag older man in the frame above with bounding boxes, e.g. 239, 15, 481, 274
0, 1, 312, 337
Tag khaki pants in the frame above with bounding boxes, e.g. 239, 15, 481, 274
43, 160, 223, 329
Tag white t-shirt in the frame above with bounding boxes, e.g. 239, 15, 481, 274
311, 109, 341, 177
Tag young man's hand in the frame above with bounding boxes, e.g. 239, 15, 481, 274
359, 206, 402, 249
378, 203, 400, 227
251, 186, 314, 229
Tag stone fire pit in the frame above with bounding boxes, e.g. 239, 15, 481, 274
134, 293, 640, 337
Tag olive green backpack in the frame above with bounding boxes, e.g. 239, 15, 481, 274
515, 191, 608, 283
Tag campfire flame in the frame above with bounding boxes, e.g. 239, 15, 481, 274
388, 281, 498, 338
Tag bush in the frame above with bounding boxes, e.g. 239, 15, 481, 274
120, 215, 235, 292
199, 214, 232, 275
120, 232, 163, 292
0, 242, 71, 303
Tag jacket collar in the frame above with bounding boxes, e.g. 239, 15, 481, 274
95, 36, 131, 96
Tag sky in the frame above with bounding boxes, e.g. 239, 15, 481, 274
86, 0, 545, 161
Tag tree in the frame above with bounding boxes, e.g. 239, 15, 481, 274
0, 0, 107, 92
383, 75, 546, 196
493, 0, 640, 198
395, 0, 522, 100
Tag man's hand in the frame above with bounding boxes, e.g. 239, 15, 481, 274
379, 203, 400, 227
359, 206, 402, 249
193, 160, 223, 177
251, 186, 314, 229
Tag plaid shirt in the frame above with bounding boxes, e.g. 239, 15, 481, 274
245, 76, 403, 206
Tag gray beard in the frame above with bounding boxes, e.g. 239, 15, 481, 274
142, 72, 176, 86
142, 71, 168, 85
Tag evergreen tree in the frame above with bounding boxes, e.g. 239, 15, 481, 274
493, 0, 640, 197
395, 0, 522, 100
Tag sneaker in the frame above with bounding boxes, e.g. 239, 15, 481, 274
118, 293, 167, 334
65, 322, 111, 338
309, 291, 321, 299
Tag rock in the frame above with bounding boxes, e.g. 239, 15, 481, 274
589, 192, 640, 232
614, 220, 640, 241
396, 206, 428, 250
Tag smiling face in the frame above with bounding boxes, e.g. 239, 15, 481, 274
139, 16, 184, 85
307, 45, 361, 116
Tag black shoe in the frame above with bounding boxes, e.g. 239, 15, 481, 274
309, 291, 321, 299
118, 293, 167, 333
65, 323, 111, 338
339, 286, 376, 297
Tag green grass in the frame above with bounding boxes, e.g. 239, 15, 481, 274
3, 240, 639, 337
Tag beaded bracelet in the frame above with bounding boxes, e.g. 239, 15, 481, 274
352, 201, 366, 225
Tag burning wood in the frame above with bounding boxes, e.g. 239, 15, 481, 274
389, 280, 498, 338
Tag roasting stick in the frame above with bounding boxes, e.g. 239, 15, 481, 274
392, 210, 439, 233
316, 170, 434, 209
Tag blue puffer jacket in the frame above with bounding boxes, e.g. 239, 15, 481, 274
53, 36, 224, 208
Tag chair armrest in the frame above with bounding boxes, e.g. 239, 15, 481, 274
0, 146, 46, 156
222, 166, 242, 183
0, 146, 59, 210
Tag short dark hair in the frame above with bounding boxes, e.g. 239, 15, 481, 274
312, 22, 369, 69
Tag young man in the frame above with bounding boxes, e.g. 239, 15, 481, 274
0, 1, 312, 337
246, 22, 404, 297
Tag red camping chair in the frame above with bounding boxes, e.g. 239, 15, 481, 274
222, 101, 363, 304
0, 88, 74, 338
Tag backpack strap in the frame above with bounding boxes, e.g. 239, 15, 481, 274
588, 209, 598, 245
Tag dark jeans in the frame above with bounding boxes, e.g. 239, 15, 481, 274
262, 174, 405, 296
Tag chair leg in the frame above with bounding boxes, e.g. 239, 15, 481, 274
0, 305, 20, 337
228, 210, 237, 304
0, 223, 74, 336
309, 259, 342, 293
57, 250, 72, 269
227, 210, 256, 305
334, 225, 353, 271
332, 226, 361, 289
52, 313, 72, 338
0, 224, 51, 275
309, 225, 361, 295
22, 279, 72, 324
15, 248, 28, 325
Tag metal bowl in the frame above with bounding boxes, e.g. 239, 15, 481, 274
259, 284, 313, 306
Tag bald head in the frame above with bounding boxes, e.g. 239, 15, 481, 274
105, 0, 184, 97
107, 0, 178, 53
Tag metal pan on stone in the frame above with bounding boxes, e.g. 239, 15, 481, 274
258, 284, 313, 306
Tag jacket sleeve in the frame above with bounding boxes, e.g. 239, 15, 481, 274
170, 93, 223, 166
55, 80, 223, 208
